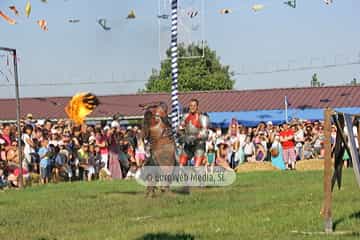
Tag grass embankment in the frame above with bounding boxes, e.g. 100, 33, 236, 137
0, 169, 360, 240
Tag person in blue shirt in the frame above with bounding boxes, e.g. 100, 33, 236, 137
38, 138, 50, 184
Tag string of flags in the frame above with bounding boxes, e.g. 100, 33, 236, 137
0, 1, 336, 31
284, 0, 296, 8
0, 10, 16, 25
98, 18, 111, 31
9, 6, 20, 16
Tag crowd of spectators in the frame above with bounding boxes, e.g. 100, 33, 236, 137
0, 113, 357, 189
0, 114, 144, 188
207, 117, 358, 171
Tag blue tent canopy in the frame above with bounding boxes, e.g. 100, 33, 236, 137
207, 107, 360, 128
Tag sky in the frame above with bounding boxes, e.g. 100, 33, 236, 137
0, 0, 359, 98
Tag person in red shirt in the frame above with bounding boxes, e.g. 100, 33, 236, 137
280, 123, 296, 170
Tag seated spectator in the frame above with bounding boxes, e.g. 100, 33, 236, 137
216, 142, 233, 171
313, 127, 325, 159
255, 142, 266, 162
303, 137, 314, 160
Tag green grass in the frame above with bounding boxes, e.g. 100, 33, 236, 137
1, 169, 360, 240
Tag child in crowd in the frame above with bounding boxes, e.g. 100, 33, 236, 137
0, 167, 8, 189
87, 144, 97, 181
38, 138, 50, 184
125, 162, 138, 179
206, 141, 216, 174
302, 137, 314, 160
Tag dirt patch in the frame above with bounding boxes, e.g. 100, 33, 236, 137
235, 159, 326, 172
235, 162, 278, 173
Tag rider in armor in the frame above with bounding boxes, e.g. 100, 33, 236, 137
178, 99, 209, 166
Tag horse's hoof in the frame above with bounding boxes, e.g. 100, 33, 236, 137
145, 187, 156, 198
180, 186, 190, 194
146, 191, 155, 198
159, 186, 170, 193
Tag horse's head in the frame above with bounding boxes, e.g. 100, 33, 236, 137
140, 102, 171, 140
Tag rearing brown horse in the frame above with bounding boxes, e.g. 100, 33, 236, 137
140, 102, 177, 196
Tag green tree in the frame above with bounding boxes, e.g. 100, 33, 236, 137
143, 43, 235, 92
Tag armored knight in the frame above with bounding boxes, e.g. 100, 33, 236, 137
178, 98, 210, 166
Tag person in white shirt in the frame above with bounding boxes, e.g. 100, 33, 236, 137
22, 125, 35, 170
294, 124, 305, 160
243, 135, 255, 162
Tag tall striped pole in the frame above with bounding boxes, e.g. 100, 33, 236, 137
170, 0, 180, 140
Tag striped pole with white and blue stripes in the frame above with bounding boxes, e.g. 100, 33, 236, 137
170, 0, 180, 140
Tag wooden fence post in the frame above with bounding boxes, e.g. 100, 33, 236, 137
323, 107, 333, 233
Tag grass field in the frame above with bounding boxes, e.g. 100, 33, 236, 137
1, 169, 360, 240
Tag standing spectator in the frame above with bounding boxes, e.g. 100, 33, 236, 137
25, 113, 34, 126
214, 128, 224, 152
254, 134, 266, 162
49, 127, 61, 146
38, 138, 50, 184
270, 135, 286, 170
77, 142, 90, 180
0, 123, 13, 151
22, 125, 35, 170
95, 128, 109, 169
294, 123, 304, 161
353, 118, 359, 151
58, 141, 72, 180
72, 126, 82, 148
280, 123, 296, 170
238, 127, 247, 147
135, 130, 145, 167
108, 123, 122, 179
86, 143, 97, 181
44, 120, 52, 132
6, 140, 29, 187
227, 119, 242, 168
303, 137, 314, 160
243, 135, 255, 162
313, 126, 325, 159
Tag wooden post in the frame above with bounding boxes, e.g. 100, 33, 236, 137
323, 108, 333, 233
357, 118, 360, 157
